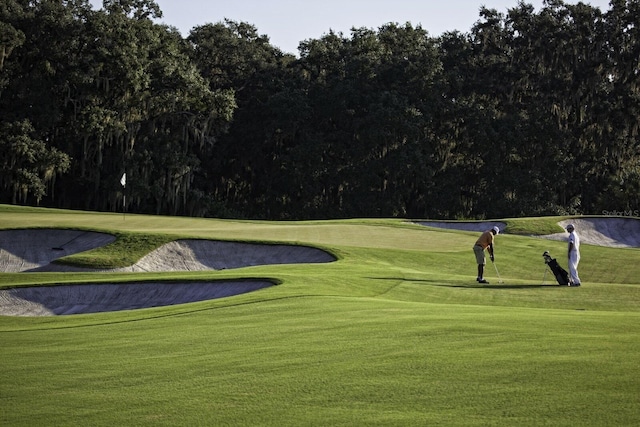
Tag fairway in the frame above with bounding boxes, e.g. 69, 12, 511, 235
1, 205, 639, 426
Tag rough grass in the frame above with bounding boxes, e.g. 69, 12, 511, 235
502, 216, 569, 235
1, 205, 639, 426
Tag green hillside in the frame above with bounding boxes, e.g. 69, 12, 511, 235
1, 206, 639, 426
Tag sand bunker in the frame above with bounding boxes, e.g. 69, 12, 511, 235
0, 229, 115, 273
0, 229, 336, 316
0, 230, 336, 273
111, 239, 335, 272
0, 281, 273, 316
417, 217, 640, 248
540, 218, 640, 248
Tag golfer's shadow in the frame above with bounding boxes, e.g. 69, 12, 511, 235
369, 277, 559, 289
446, 283, 558, 289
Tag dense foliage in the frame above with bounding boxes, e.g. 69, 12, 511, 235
1, 0, 638, 219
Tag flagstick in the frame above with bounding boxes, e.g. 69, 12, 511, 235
120, 172, 127, 220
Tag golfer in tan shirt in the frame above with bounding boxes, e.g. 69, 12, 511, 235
473, 226, 499, 283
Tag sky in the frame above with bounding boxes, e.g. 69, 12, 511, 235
89, 0, 613, 55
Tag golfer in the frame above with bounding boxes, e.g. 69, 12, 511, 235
473, 226, 499, 283
566, 223, 581, 286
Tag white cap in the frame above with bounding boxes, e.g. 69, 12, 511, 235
492, 226, 500, 234
566, 223, 575, 231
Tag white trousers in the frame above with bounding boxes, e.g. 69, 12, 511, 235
568, 251, 581, 284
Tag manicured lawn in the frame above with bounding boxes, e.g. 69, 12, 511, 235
1, 205, 639, 426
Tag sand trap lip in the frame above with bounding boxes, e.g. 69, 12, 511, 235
0, 281, 273, 316
417, 217, 640, 248
416, 221, 507, 233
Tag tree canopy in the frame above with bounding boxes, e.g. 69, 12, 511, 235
1, 0, 638, 219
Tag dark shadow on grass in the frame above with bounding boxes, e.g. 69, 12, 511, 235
368, 277, 562, 289
440, 284, 561, 289
367, 277, 434, 283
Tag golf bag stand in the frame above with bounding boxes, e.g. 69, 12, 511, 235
542, 251, 571, 286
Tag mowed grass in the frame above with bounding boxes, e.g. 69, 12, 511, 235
1, 205, 639, 426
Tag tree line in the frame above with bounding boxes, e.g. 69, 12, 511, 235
1, 0, 638, 219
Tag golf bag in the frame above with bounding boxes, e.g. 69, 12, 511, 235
542, 251, 570, 286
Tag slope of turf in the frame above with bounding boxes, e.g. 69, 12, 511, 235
1, 205, 639, 426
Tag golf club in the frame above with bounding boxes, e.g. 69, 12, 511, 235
492, 260, 504, 284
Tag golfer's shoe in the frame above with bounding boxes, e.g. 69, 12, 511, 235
478, 279, 489, 284
569, 282, 581, 287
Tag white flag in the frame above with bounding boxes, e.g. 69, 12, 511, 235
120, 173, 126, 187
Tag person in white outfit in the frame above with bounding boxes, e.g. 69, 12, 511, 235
566, 224, 581, 286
